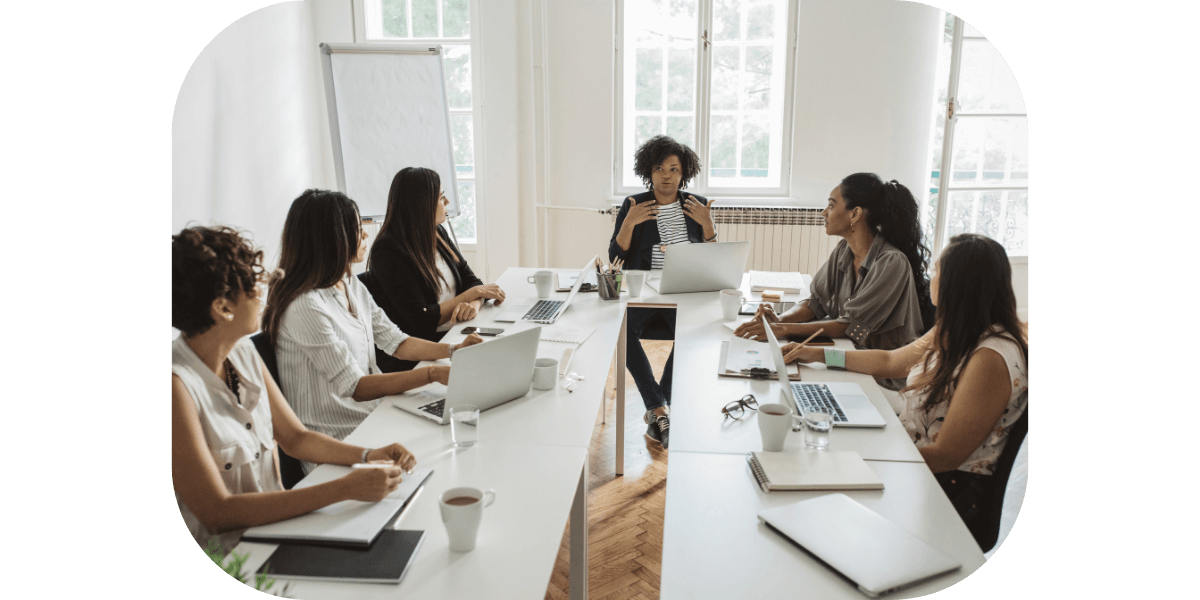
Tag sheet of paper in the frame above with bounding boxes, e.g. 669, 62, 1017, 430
539, 326, 594, 345
725, 336, 777, 372
748, 270, 807, 293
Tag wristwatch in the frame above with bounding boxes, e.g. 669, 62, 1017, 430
361, 447, 371, 463
704, 232, 719, 242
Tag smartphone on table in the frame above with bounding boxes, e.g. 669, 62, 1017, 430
461, 326, 504, 336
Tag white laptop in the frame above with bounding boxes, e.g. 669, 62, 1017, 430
495, 257, 596, 324
763, 323, 886, 428
758, 494, 961, 598
392, 327, 540, 424
653, 241, 750, 294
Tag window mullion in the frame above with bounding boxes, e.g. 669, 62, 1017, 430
933, 16, 964, 254
695, 0, 714, 193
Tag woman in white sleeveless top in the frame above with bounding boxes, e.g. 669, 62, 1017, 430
782, 234, 1027, 541
172, 226, 418, 554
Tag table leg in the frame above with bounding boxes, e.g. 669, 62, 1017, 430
616, 309, 627, 477
569, 460, 589, 600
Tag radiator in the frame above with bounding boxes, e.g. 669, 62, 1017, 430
612, 205, 836, 275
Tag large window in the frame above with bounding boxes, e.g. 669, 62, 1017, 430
923, 14, 1028, 257
617, 0, 796, 196
359, 0, 478, 243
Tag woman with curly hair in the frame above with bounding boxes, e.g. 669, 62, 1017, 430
607, 135, 718, 449
735, 172, 933, 391
172, 225, 418, 553
780, 233, 1027, 546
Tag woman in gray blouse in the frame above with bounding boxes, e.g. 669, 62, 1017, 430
262, 190, 483, 447
735, 173, 932, 390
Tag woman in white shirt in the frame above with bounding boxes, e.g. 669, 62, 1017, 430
172, 225, 418, 553
782, 233, 1027, 543
262, 189, 483, 446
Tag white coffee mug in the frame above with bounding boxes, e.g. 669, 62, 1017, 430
625, 270, 648, 296
439, 486, 497, 552
527, 270, 554, 299
532, 357, 558, 390
720, 289, 744, 322
757, 402, 795, 451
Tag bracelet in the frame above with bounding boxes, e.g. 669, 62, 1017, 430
704, 232, 718, 242
361, 447, 371, 463
824, 347, 847, 370
426, 368, 434, 384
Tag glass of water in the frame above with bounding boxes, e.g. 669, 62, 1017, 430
450, 404, 479, 447
804, 412, 832, 450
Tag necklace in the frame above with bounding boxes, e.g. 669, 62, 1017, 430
223, 358, 241, 403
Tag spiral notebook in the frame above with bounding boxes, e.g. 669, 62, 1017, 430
746, 451, 883, 492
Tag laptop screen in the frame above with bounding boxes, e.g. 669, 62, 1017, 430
763, 323, 803, 417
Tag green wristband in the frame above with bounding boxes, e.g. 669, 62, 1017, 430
824, 347, 847, 370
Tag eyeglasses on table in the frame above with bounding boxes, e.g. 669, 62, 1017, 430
722, 394, 759, 420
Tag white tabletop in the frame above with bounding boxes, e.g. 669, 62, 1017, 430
660, 452, 985, 599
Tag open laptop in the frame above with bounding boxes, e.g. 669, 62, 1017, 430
495, 257, 596, 324
763, 323, 886, 428
758, 494, 961, 598
392, 327, 540, 424
653, 241, 750, 294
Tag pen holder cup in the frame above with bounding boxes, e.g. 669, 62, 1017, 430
597, 273, 623, 300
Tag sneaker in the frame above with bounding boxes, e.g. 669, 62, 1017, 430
655, 413, 670, 449
644, 409, 663, 445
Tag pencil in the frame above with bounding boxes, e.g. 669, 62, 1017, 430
795, 328, 825, 348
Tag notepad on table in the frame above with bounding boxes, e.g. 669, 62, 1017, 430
242, 468, 432, 547
749, 270, 807, 293
539, 326, 594, 345
257, 529, 426, 584
746, 450, 883, 492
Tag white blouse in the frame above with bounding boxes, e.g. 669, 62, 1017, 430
275, 274, 409, 456
172, 335, 281, 554
899, 330, 1028, 476
435, 253, 458, 333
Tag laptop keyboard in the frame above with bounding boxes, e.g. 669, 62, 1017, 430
791, 383, 848, 423
524, 300, 564, 323
419, 398, 446, 418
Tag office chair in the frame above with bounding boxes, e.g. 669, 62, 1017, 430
250, 332, 306, 490
975, 407, 1029, 553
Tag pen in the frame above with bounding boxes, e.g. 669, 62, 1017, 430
353, 462, 413, 474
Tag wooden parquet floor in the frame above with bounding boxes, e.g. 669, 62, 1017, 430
544, 340, 674, 600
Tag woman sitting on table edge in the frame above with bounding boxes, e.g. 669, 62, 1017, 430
262, 190, 482, 461
362, 166, 505, 373
735, 172, 934, 391
781, 233, 1028, 544
608, 134, 718, 449
172, 225, 417, 554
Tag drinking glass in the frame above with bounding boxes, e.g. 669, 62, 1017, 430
804, 412, 832, 449
450, 404, 480, 447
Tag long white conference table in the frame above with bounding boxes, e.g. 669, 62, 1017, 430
229, 266, 984, 599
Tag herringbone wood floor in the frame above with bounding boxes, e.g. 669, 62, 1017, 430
543, 340, 674, 600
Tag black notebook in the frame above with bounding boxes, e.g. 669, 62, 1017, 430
256, 529, 426, 584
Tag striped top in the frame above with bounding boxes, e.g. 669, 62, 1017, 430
651, 200, 689, 270
275, 274, 409, 460
172, 335, 281, 553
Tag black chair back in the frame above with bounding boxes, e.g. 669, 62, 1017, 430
250, 332, 305, 490
976, 407, 1028, 553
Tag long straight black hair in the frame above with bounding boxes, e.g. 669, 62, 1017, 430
262, 189, 362, 346
370, 166, 450, 295
904, 233, 1028, 413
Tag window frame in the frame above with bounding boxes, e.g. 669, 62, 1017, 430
353, 0, 482, 248
929, 16, 1028, 258
613, 0, 801, 202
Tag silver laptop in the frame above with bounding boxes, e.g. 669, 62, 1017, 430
392, 327, 540, 424
758, 494, 961, 598
654, 241, 750, 294
763, 323, 886, 428
495, 257, 595, 324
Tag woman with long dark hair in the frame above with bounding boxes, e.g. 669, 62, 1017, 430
262, 189, 482, 451
607, 135, 718, 449
173, 225, 417, 553
363, 167, 505, 372
735, 172, 932, 390
781, 233, 1028, 541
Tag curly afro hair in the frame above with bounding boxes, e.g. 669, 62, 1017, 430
633, 135, 701, 190
173, 225, 264, 336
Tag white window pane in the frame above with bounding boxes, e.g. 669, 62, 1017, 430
635, 116, 663, 148
713, 0, 740, 42
444, 46, 472, 109
957, 40, 1025, 114
379, 0, 409, 38
667, 0, 699, 43
1002, 190, 1028, 255
666, 116, 694, 149
412, 0, 439, 37
944, 190, 1027, 256
746, 1, 775, 41
452, 180, 476, 242
948, 118, 1028, 188
636, 48, 664, 111
740, 115, 769, 176
709, 115, 737, 175
451, 114, 474, 178
667, 48, 695, 111
442, 0, 469, 38
743, 45, 772, 110
711, 46, 739, 110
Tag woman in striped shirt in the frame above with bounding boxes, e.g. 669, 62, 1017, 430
607, 135, 718, 449
262, 190, 483, 451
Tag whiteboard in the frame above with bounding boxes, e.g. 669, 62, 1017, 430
320, 43, 460, 218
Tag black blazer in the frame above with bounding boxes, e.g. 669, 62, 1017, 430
607, 190, 711, 271
362, 225, 483, 372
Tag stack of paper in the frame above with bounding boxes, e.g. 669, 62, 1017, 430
749, 270, 807, 293
747, 451, 883, 491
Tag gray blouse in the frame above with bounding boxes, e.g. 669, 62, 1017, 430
807, 234, 925, 390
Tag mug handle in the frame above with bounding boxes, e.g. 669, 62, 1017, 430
527, 276, 536, 284
482, 489, 496, 508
